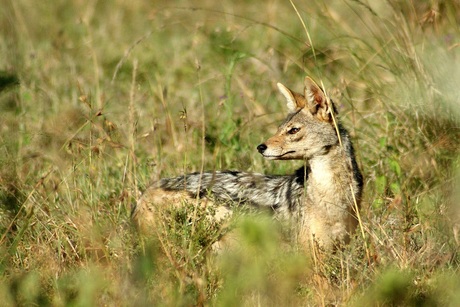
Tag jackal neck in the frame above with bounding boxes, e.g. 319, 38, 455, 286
307, 140, 359, 204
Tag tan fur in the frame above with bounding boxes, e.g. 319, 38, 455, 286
134, 189, 232, 233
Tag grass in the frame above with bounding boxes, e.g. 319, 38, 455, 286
1, 0, 460, 305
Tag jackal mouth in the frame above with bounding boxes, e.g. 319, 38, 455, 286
262, 150, 296, 159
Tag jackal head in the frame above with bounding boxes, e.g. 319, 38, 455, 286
257, 77, 339, 160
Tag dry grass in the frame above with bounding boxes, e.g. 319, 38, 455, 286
1, 0, 459, 305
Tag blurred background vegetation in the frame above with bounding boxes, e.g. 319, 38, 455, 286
0, 0, 459, 305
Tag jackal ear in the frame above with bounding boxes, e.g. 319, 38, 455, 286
277, 83, 306, 112
304, 77, 332, 122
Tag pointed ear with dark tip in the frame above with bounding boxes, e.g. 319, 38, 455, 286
304, 76, 332, 122
277, 82, 306, 113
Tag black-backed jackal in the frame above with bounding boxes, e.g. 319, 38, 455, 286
132, 76, 363, 251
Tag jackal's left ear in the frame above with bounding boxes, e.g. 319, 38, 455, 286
277, 83, 306, 113
304, 77, 333, 122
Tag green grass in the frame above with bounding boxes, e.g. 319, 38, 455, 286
1, 0, 460, 305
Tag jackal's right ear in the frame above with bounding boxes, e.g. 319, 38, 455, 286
277, 83, 306, 113
304, 77, 332, 122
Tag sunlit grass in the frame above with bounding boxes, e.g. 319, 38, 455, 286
0, 0, 459, 305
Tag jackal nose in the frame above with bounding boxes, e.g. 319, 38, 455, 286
257, 144, 267, 153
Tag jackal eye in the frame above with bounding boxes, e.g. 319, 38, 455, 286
288, 127, 300, 134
